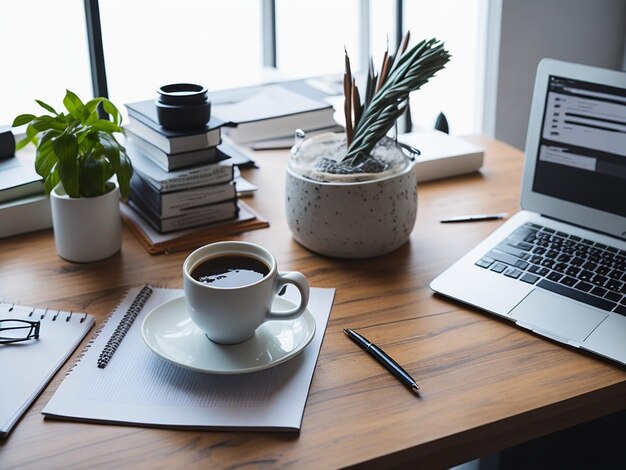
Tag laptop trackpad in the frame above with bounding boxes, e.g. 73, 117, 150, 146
510, 289, 607, 344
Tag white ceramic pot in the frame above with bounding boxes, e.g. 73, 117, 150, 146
285, 156, 417, 259
50, 182, 122, 262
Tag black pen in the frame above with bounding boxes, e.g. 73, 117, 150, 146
343, 328, 419, 391
440, 212, 508, 223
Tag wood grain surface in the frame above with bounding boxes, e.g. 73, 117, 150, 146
1, 136, 626, 469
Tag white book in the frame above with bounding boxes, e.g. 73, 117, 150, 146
223, 111, 337, 145
249, 124, 344, 150
129, 147, 234, 193
43, 287, 335, 431
213, 85, 337, 145
0, 193, 52, 239
125, 134, 220, 171
0, 152, 44, 204
125, 122, 222, 154
129, 198, 239, 233
398, 129, 485, 182
119, 201, 263, 255
234, 173, 258, 196
131, 177, 237, 218
213, 84, 332, 123
1, 303, 94, 437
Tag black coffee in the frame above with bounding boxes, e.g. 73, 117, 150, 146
191, 255, 270, 288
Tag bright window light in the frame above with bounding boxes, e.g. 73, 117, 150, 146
404, 0, 487, 134
276, 0, 361, 77
0, 1, 92, 125
99, 0, 264, 107
0, 1, 486, 136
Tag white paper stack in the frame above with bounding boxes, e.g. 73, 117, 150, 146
398, 129, 484, 182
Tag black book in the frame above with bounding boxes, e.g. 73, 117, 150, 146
128, 148, 234, 193
0, 128, 16, 159
125, 133, 223, 171
129, 197, 239, 234
124, 100, 224, 154
130, 172, 237, 218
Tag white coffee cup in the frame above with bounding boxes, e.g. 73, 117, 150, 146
183, 241, 310, 344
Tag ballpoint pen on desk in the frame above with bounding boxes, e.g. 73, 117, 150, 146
343, 328, 419, 392
440, 212, 508, 223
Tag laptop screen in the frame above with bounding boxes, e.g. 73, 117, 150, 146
532, 75, 626, 217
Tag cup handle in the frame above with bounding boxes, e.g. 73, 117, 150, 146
266, 271, 310, 320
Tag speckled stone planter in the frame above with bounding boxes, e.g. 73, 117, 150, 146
285, 159, 417, 258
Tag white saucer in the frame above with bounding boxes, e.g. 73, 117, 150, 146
141, 296, 316, 374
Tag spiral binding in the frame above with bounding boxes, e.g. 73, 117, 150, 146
66, 314, 109, 376
1, 302, 86, 323
97, 285, 153, 369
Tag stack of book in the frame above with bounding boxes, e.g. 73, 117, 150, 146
124, 100, 240, 233
397, 129, 485, 182
127, 149, 239, 233
124, 100, 225, 171
212, 84, 340, 146
0, 137, 52, 239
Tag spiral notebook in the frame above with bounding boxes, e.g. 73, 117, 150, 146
0, 303, 94, 438
42, 286, 335, 431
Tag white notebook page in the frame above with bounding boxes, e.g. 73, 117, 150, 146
43, 287, 334, 431
0, 303, 94, 437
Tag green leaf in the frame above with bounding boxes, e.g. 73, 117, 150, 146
85, 111, 100, 126
98, 132, 121, 165
35, 99, 58, 115
343, 37, 449, 163
78, 131, 98, 156
26, 123, 39, 141
53, 133, 80, 197
78, 153, 113, 197
85, 97, 105, 114
57, 112, 74, 125
84, 97, 122, 126
44, 166, 60, 194
63, 90, 87, 122
90, 119, 121, 133
115, 151, 133, 199
30, 115, 67, 132
15, 137, 32, 151
95, 132, 132, 198
15, 90, 129, 197
12, 114, 36, 127
35, 136, 59, 179
102, 99, 122, 126
15, 124, 39, 150
39, 129, 60, 146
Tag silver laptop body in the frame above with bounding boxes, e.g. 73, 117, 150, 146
431, 58, 626, 365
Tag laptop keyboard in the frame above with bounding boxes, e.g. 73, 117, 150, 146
475, 222, 626, 315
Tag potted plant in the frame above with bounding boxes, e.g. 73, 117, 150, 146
12, 90, 132, 262
286, 32, 450, 258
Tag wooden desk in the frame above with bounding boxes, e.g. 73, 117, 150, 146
1, 136, 626, 469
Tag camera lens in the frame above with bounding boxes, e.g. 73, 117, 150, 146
156, 83, 211, 130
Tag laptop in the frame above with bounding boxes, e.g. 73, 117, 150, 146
431, 58, 626, 365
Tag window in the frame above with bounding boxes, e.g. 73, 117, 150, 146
0, 0, 92, 125
99, 0, 263, 107
276, 0, 362, 77
404, 0, 487, 134
1, 1, 486, 135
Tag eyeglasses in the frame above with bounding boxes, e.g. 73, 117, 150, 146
0, 319, 41, 344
